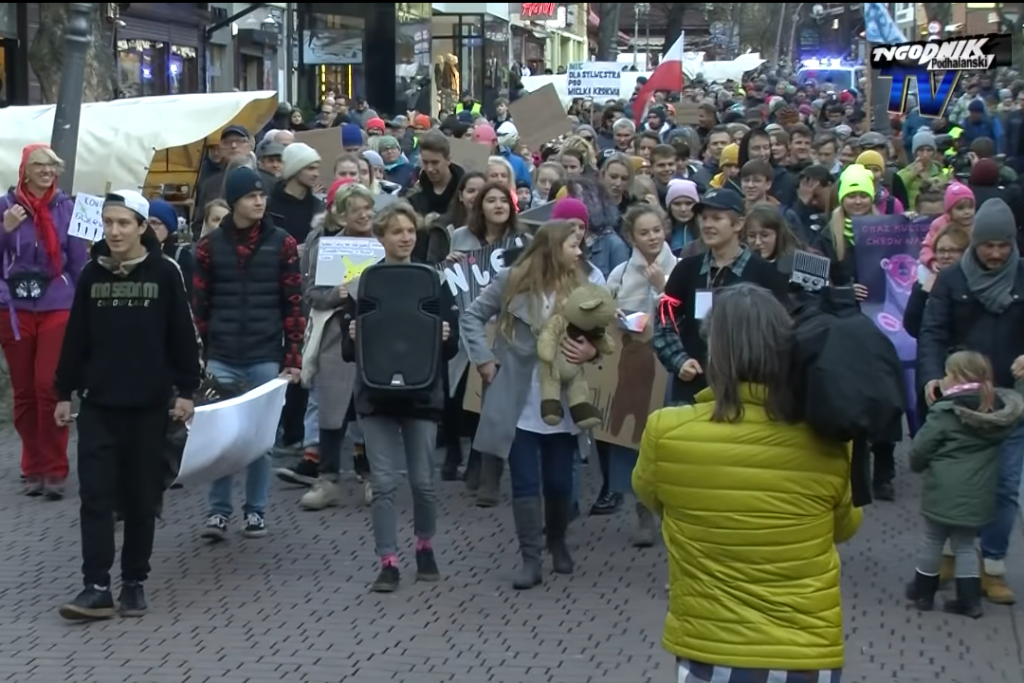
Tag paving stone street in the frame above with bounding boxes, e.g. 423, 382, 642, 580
0, 431, 1020, 682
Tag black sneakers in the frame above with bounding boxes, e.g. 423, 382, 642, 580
242, 513, 268, 538
371, 565, 400, 593
58, 586, 115, 621
416, 549, 441, 582
118, 582, 147, 617
201, 514, 229, 542
274, 458, 319, 487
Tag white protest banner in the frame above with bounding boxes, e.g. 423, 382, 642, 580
174, 378, 289, 487
68, 193, 104, 242
314, 236, 386, 286
565, 61, 622, 98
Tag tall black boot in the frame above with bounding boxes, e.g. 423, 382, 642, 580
463, 450, 482, 491
544, 496, 574, 574
904, 571, 940, 611
945, 577, 984, 619
511, 497, 544, 590
475, 454, 504, 508
589, 441, 621, 515
441, 438, 463, 481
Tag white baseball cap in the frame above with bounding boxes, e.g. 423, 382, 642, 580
104, 189, 150, 220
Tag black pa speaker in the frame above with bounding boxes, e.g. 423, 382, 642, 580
355, 263, 443, 394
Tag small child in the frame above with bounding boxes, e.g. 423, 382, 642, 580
905, 350, 1024, 618
918, 182, 975, 271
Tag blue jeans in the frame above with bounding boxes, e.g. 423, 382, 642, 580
303, 385, 319, 449
206, 360, 280, 518
507, 429, 575, 500
981, 419, 1024, 560
608, 445, 638, 495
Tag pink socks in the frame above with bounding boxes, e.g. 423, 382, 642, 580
416, 538, 432, 552
381, 554, 398, 568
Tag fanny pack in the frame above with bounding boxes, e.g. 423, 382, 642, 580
8, 271, 49, 300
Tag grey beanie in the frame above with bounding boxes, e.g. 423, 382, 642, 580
912, 130, 937, 155
971, 198, 1017, 246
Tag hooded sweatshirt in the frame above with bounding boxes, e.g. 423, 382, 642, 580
910, 387, 1024, 528
0, 146, 89, 324
53, 229, 202, 409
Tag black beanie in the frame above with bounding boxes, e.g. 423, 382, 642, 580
224, 166, 264, 208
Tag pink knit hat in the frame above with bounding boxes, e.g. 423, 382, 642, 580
944, 182, 975, 213
551, 197, 589, 226
666, 179, 700, 206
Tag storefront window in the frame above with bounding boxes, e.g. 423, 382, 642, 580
459, 19, 483, 105
483, 18, 509, 110
396, 10, 431, 114
303, 12, 364, 105
117, 39, 166, 98
169, 45, 198, 94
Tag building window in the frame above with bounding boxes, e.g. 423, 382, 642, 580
117, 39, 167, 98
483, 18, 509, 111
397, 6, 431, 115
169, 45, 198, 94
303, 12, 364, 105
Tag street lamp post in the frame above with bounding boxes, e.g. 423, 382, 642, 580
632, 3, 650, 69
50, 2, 94, 196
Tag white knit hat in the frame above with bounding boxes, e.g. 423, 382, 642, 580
282, 142, 321, 181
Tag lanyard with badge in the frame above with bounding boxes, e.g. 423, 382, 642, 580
694, 260, 734, 321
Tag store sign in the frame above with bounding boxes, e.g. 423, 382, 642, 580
520, 3, 558, 20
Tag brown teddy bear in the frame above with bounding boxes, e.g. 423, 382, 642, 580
536, 283, 617, 429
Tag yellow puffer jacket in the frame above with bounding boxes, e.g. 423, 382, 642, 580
633, 383, 861, 671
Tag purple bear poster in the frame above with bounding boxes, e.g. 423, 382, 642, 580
851, 213, 934, 363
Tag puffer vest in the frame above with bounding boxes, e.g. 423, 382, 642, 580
206, 222, 287, 365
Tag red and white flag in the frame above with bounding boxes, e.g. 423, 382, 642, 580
634, 32, 685, 126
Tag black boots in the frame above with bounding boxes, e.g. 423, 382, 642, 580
475, 454, 504, 507
441, 437, 462, 481
545, 496, 574, 575
511, 498, 544, 590
905, 571, 940, 610
945, 577, 984, 619
464, 450, 481, 491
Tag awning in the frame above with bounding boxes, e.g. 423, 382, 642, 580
0, 91, 278, 195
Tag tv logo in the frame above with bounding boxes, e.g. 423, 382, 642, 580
869, 34, 1012, 117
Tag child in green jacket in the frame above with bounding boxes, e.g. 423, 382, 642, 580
905, 350, 1024, 618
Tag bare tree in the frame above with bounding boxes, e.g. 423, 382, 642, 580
663, 4, 686, 48
30, 3, 116, 103
596, 3, 623, 61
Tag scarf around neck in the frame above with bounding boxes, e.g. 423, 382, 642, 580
15, 181, 62, 277
960, 245, 1019, 314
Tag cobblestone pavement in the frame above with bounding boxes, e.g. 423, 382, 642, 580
0, 433, 1020, 682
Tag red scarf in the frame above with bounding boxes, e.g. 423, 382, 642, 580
15, 144, 62, 277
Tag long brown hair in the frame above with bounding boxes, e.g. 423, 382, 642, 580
467, 181, 520, 243
945, 350, 996, 412
744, 204, 801, 261
498, 220, 582, 339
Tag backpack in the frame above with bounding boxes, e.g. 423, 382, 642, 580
884, 195, 895, 214
791, 290, 906, 443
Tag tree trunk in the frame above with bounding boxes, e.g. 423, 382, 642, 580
664, 4, 686, 52
29, 3, 116, 104
596, 3, 622, 61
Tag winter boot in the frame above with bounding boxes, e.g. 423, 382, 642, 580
475, 454, 505, 508
511, 497, 544, 590
632, 502, 656, 548
463, 450, 482, 492
544, 496, 575, 575
441, 436, 462, 481
904, 571, 940, 611
945, 577, 984, 619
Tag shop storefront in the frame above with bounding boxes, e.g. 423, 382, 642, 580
511, 24, 547, 75
430, 3, 509, 117
396, 3, 432, 116
114, 4, 203, 97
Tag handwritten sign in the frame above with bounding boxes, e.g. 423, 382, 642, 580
69, 193, 104, 242
314, 236, 386, 286
566, 61, 622, 98
440, 237, 524, 311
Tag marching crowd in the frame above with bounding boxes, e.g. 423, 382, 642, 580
2, 65, 1024, 681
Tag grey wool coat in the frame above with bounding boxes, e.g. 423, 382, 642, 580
302, 218, 358, 430
460, 268, 544, 460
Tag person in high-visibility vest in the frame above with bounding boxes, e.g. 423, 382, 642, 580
455, 90, 482, 116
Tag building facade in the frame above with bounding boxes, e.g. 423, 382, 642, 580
510, 3, 589, 75
207, 2, 286, 95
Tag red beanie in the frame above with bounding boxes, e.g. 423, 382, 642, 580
326, 177, 354, 207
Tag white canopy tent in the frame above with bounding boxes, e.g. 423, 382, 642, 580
0, 91, 278, 196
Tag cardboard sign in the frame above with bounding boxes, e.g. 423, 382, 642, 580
674, 102, 701, 126
294, 127, 343, 168
517, 201, 556, 232
314, 236, 386, 286
508, 84, 574, 152
463, 328, 668, 449
449, 137, 491, 173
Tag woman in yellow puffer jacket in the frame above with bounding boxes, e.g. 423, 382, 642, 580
633, 283, 862, 681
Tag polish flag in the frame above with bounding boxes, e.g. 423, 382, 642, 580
634, 32, 685, 126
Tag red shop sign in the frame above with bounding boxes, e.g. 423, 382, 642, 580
520, 3, 558, 20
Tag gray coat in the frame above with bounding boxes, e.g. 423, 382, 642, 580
460, 268, 543, 460
302, 220, 357, 430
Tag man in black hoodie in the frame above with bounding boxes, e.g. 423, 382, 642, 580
54, 190, 201, 621
406, 132, 465, 263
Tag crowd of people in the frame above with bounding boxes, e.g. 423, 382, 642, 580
2, 62, 1024, 681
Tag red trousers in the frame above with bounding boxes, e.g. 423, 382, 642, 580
0, 310, 70, 480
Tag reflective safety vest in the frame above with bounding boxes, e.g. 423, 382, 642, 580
945, 126, 964, 158
455, 101, 482, 115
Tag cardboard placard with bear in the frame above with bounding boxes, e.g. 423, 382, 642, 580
463, 313, 669, 450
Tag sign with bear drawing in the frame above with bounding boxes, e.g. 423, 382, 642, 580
463, 327, 668, 449
441, 236, 526, 312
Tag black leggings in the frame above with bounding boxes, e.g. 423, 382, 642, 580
443, 368, 480, 443
319, 396, 370, 477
